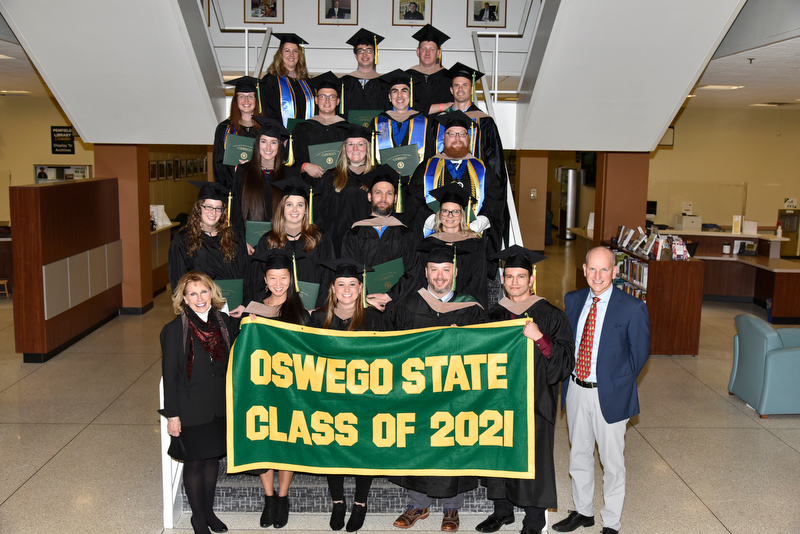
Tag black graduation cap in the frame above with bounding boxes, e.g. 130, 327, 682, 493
411, 24, 450, 48
434, 110, 473, 131
190, 180, 228, 202
346, 28, 384, 48
251, 248, 305, 271
446, 62, 484, 83
430, 182, 473, 208
255, 117, 290, 141
224, 75, 261, 94
310, 71, 341, 94
273, 176, 310, 199
321, 258, 374, 281
417, 240, 469, 264
358, 164, 400, 191
491, 245, 547, 274
379, 69, 412, 89
339, 123, 371, 140
272, 33, 308, 47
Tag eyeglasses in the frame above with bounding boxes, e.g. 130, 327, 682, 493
445, 132, 469, 139
355, 48, 374, 55
201, 205, 224, 213
441, 209, 462, 217
237, 94, 255, 100
317, 94, 338, 101
346, 142, 367, 149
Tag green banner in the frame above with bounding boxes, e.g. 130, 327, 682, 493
227, 317, 535, 478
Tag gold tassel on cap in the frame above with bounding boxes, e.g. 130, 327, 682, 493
309, 186, 314, 225
371, 131, 377, 165
532, 265, 537, 295
257, 82, 263, 114
410, 77, 414, 109
452, 245, 457, 291
362, 265, 368, 308
374, 35, 379, 65
340, 82, 345, 115
227, 191, 232, 224
289, 134, 296, 165
396, 176, 403, 213
292, 253, 299, 292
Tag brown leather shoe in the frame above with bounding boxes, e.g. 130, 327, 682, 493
441, 508, 459, 532
393, 506, 430, 529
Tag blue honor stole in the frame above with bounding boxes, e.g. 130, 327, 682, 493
277, 76, 315, 127
422, 157, 486, 236
374, 114, 428, 163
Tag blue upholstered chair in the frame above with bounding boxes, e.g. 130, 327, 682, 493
729, 314, 800, 418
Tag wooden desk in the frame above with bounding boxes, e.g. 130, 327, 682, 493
674, 230, 787, 258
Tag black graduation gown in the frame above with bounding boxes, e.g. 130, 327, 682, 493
483, 296, 575, 508
340, 217, 422, 303
245, 230, 336, 309
388, 289, 487, 497
231, 163, 277, 243
168, 229, 248, 290
407, 67, 453, 116
212, 120, 258, 190
159, 310, 239, 425
409, 156, 505, 270
314, 168, 371, 256
372, 110, 436, 165
260, 73, 313, 125
309, 306, 385, 331
420, 234, 488, 308
291, 118, 350, 168
340, 73, 389, 117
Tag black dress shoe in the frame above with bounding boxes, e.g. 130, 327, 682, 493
601, 528, 619, 534
260, 495, 275, 528
330, 501, 347, 530
273, 495, 290, 528
346, 503, 367, 532
207, 514, 228, 533
551, 511, 595, 532
520, 528, 541, 534
476, 512, 515, 532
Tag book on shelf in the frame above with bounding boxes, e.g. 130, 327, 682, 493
621, 228, 635, 248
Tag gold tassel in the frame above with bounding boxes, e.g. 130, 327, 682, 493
470, 122, 476, 154
227, 190, 232, 223
309, 186, 313, 225
340, 82, 345, 115
292, 253, 299, 292
362, 265, 368, 308
257, 81, 262, 114
371, 131, 377, 165
374, 35, 379, 65
471, 72, 476, 102
452, 245, 457, 291
532, 265, 537, 295
410, 77, 414, 109
396, 176, 403, 213
468, 197, 473, 225
289, 134, 296, 165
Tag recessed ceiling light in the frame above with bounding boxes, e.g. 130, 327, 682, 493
0, 90, 31, 94
697, 85, 744, 91
686, 94, 695, 98
750, 103, 778, 107
0, 55, 16, 60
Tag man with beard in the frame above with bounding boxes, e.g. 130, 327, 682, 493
386, 242, 487, 532
340, 165, 422, 310
475, 246, 574, 534
409, 111, 504, 261
407, 24, 454, 115
340, 28, 389, 117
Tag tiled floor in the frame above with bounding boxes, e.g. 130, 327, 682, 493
1, 239, 799, 533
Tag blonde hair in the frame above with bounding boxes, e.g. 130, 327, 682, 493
434, 205, 479, 237
332, 137, 374, 192
267, 43, 309, 80
171, 271, 226, 314
322, 278, 365, 331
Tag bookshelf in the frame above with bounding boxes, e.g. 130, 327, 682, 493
608, 242, 705, 356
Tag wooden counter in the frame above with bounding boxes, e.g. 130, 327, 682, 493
674, 229, 787, 258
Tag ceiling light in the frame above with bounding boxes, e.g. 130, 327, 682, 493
750, 103, 778, 107
0, 55, 16, 60
697, 85, 744, 91
0, 90, 31, 94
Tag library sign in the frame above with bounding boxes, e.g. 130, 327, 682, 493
51, 126, 74, 154
226, 317, 537, 478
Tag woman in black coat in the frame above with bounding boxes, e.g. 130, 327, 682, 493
159, 272, 238, 534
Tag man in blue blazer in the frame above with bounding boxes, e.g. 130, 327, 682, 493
553, 246, 650, 534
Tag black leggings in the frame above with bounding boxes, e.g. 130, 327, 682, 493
183, 458, 220, 525
327, 475, 373, 503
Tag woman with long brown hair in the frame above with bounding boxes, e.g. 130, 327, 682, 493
243, 177, 334, 311
260, 33, 315, 127
310, 259, 383, 532
159, 272, 238, 534
316, 125, 373, 256
212, 76, 262, 189
169, 182, 246, 291
230, 118, 288, 253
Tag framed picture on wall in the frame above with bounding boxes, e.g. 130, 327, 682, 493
180, 159, 187, 178
467, 0, 506, 28
393, 0, 430, 26
173, 158, 181, 181
319, 0, 357, 25
158, 161, 167, 181
149, 161, 158, 182
166, 160, 174, 180
245, 0, 284, 23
